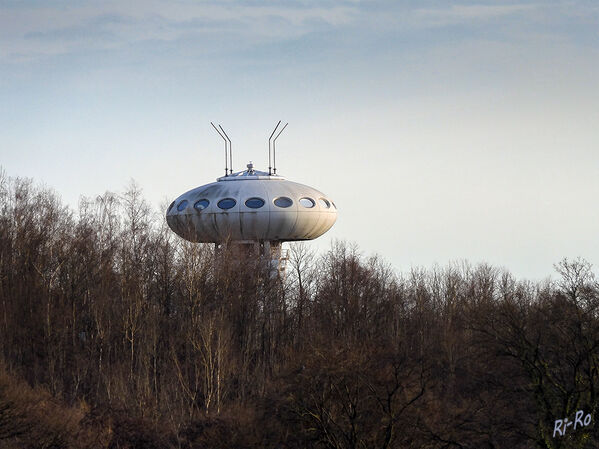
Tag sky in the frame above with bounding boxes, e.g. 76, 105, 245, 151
1, 0, 598, 280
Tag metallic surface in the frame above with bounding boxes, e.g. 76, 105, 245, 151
166, 166, 337, 243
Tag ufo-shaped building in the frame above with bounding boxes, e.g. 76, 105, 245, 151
166, 123, 337, 274
166, 163, 337, 243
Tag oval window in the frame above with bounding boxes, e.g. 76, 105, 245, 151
194, 199, 210, 211
319, 198, 330, 209
245, 197, 265, 209
167, 201, 175, 212
274, 197, 293, 208
217, 198, 236, 210
299, 197, 315, 208
177, 200, 188, 211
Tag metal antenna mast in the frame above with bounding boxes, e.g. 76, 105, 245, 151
211, 122, 228, 176
218, 125, 233, 175
268, 121, 281, 176
272, 122, 288, 175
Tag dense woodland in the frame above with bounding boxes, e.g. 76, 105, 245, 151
1, 170, 598, 449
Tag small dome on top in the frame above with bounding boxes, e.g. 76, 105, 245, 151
217, 162, 284, 182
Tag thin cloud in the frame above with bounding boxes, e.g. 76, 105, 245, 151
0, 2, 358, 62
414, 3, 539, 26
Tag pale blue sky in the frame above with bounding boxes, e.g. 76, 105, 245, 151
2, 1, 598, 279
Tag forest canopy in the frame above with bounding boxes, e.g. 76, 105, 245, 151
0, 170, 598, 449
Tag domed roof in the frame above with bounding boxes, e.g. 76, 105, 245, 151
166, 163, 337, 243
215, 162, 277, 181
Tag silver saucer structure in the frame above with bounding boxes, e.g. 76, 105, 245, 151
166, 123, 337, 275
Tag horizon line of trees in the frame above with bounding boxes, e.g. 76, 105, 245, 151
1, 170, 598, 449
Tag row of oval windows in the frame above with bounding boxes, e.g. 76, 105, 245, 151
171, 196, 336, 212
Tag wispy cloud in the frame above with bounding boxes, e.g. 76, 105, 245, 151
414, 3, 539, 26
0, 1, 358, 62
1, 1, 597, 67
